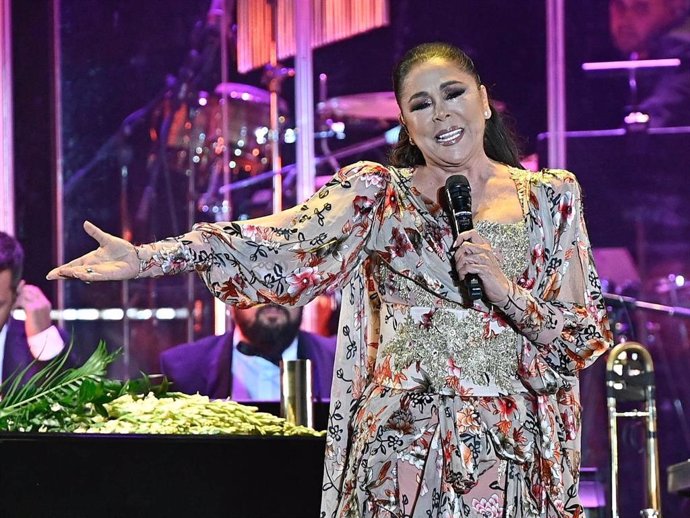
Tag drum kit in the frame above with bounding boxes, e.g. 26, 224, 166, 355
161, 81, 400, 220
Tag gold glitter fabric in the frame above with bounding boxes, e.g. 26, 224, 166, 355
378, 220, 530, 394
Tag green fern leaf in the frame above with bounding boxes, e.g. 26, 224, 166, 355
0, 341, 118, 426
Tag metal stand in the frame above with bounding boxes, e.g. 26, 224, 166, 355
0, 0, 15, 234
581, 58, 681, 129
266, 0, 287, 214
211, 0, 234, 337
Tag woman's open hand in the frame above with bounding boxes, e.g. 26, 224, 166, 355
453, 229, 511, 303
46, 221, 140, 282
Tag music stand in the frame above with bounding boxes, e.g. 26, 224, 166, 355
582, 58, 681, 129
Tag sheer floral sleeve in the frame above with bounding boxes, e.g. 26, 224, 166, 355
135, 161, 391, 308
499, 170, 612, 386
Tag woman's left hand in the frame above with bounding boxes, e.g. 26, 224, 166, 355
453, 229, 511, 303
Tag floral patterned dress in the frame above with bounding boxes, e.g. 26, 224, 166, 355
143, 161, 612, 517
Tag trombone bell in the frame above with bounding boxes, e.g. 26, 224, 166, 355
606, 341, 661, 518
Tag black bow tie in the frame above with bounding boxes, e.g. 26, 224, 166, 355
236, 341, 282, 366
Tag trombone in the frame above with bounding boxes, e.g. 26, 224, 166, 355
606, 341, 661, 518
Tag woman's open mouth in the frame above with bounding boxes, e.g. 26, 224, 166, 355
435, 127, 464, 145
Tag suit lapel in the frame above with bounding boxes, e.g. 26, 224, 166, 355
296, 332, 326, 400
2, 318, 36, 384
205, 331, 234, 399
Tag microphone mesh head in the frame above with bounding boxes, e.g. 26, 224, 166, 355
444, 174, 472, 217
445, 174, 469, 190
445, 175, 471, 199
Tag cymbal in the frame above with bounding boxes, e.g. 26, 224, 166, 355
214, 82, 275, 105
318, 92, 400, 121
214, 82, 289, 114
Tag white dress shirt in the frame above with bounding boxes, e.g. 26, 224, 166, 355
230, 328, 298, 401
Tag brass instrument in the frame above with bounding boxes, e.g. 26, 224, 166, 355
606, 342, 661, 518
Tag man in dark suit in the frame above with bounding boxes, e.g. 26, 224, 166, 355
160, 304, 336, 401
0, 232, 70, 389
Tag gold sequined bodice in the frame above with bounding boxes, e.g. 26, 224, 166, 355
376, 220, 530, 394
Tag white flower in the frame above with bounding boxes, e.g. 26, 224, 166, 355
472, 494, 503, 518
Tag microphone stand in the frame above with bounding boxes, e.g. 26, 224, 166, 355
604, 293, 690, 319
317, 73, 341, 172
139, 14, 222, 348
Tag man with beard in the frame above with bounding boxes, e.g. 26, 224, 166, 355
159, 304, 336, 401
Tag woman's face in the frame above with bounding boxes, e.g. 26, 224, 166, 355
399, 58, 490, 171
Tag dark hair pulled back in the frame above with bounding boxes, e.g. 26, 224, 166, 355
389, 42, 523, 169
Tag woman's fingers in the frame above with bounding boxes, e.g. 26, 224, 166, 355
46, 249, 98, 279
460, 242, 486, 255
46, 268, 62, 280
48, 261, 133, 281
64, 265, 94, 281
47, 262, 83, 280
453, 236, 495, 279
46, 221, 122, 280
47, 265, 85, 280
453, 229, 490, 248
83, 220, 110, 247
452, 234, 511, 302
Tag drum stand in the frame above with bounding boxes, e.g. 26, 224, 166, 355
262, 63, 294, 212
210, 0, 295, 333
266, 0, 287, 214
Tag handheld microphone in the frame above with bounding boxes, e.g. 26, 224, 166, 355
444, 175, 483, 301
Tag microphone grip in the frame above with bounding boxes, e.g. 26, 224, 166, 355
449, 193, 483, 301
456, 215, 483, 301
464, 273, 483, 300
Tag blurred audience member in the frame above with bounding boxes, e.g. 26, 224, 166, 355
609, 0, 690, 126
0, 232, 71, 389
160, 304, 336, 401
